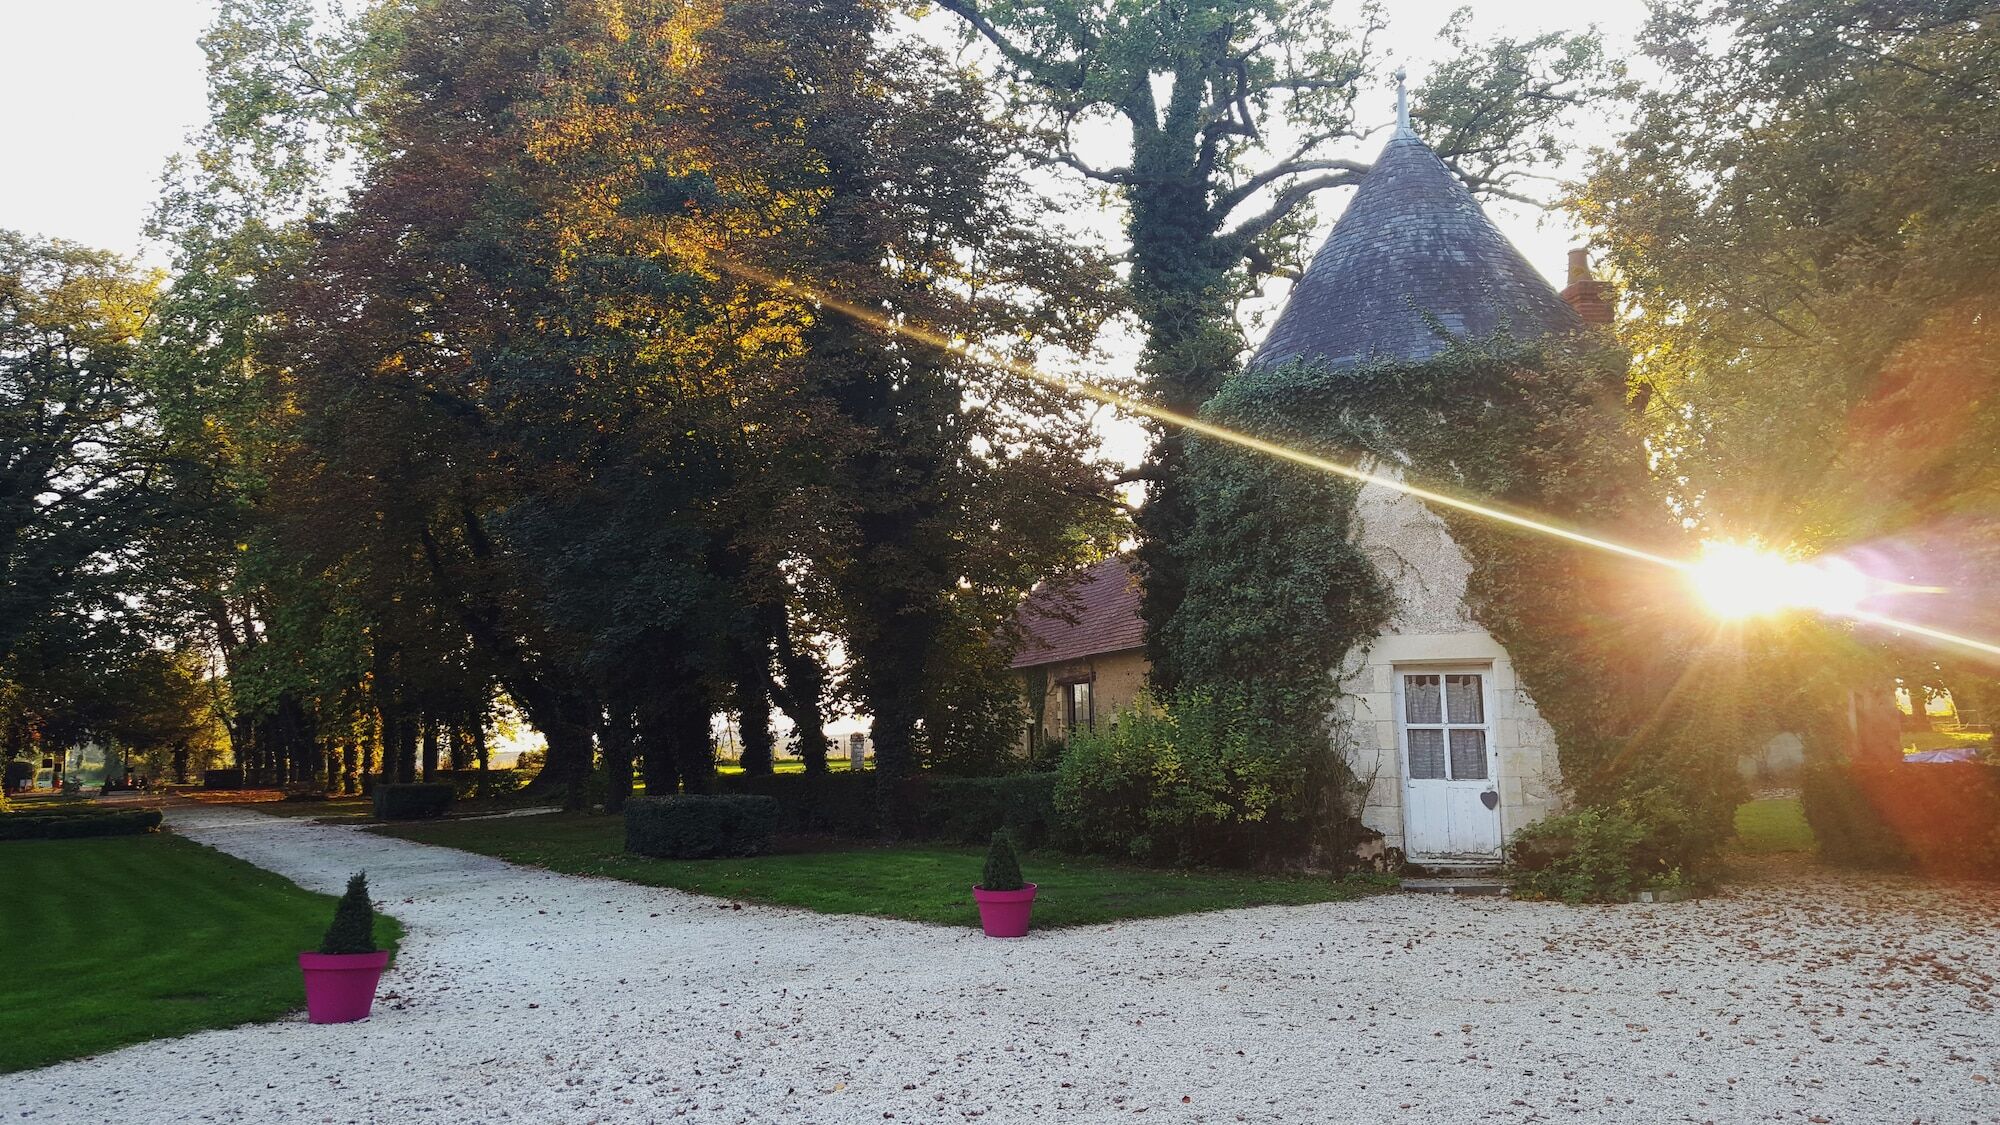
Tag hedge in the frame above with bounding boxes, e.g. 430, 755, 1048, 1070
203, 769, 245, 790
0, 808, 163, 841
427, 768, 529, 799
710, 771, 1057, 845
625, 794, 780, 859
372, 783, 455, 821
1803, 760, 2000, 877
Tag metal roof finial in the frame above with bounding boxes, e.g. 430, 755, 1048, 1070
1394, 66, 1411, 133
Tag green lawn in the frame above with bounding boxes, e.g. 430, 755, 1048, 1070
0, 832, 401, 1073
372, 812, 1390, 928
1900, 729, 1989, 754
1733, 796, 1815, 854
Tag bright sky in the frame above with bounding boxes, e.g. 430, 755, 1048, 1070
0, 1, 1650, 262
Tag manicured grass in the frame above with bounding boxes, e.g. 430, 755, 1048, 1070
715, 757, 859, 775
1733, 796, 1815, 854
372, 812, 1390, 928
0, 832, 401, 1073
1900, 729, 1989, 754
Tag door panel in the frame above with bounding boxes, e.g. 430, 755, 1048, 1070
1399, 669, 1501, 859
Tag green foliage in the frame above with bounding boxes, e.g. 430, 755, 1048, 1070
1507, 785, 1725, 903
624, 795, 781, 860
921, 775, 1058, 849
980, 830, 1026, 891
938, 1, 1625, 647
1803, 761, 2000, 877
1053, 691, 1340, 867
318, 872, 378, 955
1171, 336, 1745, 846
203, 769, 245, 790
0, 808, 162, 841
376, 811, 1392, 929
714, 771, 1059, 847
427, 768, 529, 800
1578, 0, 2000, 721
0, 834, 400, 1073
370, 783, 453, 821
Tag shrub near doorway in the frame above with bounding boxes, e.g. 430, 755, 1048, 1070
972, 831, 1037, 937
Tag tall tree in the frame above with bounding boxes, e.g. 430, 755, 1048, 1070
684, 0, 1125, 782
1577, 0, 2000, 716
0, 233, 167, 667
936, 1, 1625, 668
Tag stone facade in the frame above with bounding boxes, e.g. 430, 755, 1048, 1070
1335, 467, 1564, 857
1018, 647, 1150, 749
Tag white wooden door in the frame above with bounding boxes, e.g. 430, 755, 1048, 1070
1397, 669, 1501, 860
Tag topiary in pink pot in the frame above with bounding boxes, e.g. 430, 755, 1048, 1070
971, 831, 1037, 937
300, 872, 391, 1023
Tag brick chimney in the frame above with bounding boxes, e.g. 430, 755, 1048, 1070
1560, 248, 1615, 326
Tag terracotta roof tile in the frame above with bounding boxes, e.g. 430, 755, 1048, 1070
1009, 556, 1146, 668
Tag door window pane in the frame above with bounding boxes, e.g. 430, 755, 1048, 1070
1449, 728, 1488, 780
1407, 728, 1446, 779
1404, 675, 1442, 724
1445, 674, 1484, 724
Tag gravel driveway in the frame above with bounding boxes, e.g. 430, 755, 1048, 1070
5, 804, 1997, 1124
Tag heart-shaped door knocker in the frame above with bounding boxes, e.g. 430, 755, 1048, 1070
1480, 790, 1499, 810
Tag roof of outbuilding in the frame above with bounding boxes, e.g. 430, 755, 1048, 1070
1252, 126, 1582, 371
1008, 556, 1146, 669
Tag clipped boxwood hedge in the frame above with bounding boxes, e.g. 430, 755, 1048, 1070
710, 771, 1057, 845
0, 808, 163, 841
203, 768, 245, 790
714, 771, 876, 836
625, 794, 780, 859
427, 768, 530, 799
372, 783, 455, 821
1803, 760, 2000, 876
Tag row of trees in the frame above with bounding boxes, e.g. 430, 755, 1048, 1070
13, 0, 1985, 824
8, 0, 1610, 807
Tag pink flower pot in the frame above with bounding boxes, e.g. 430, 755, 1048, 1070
299, 950, 391, 1024
972, 883, 1038, 938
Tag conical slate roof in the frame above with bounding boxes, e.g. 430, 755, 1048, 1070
1252, 127, 1581, 370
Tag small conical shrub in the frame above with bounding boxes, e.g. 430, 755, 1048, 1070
319, 872, 378, 955
981, 830, 1025, 892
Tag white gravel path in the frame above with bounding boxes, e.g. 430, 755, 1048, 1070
5, 804, 1998, 1124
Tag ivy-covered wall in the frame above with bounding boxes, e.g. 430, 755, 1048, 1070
1164, 333, 1745, 835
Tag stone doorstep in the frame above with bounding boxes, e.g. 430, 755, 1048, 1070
1399, 876, 1509, 896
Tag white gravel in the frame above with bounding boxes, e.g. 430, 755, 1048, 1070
5, 804, 1998, 1124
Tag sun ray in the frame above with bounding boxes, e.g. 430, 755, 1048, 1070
706, 253, 2000, 664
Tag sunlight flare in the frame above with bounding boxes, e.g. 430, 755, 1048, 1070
707, 252, 2000, 663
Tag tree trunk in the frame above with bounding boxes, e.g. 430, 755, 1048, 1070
421, 715, 439, 781
601, 703, 635, 813
734, 675, 775, 777
767, 604, 831, 775
472, 711, 490, 798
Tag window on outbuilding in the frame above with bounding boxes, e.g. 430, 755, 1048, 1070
1063, 680, 1093, 733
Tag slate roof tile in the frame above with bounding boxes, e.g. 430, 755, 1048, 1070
1253, 127, 1582, 371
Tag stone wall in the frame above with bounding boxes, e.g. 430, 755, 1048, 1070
1017, 647, 1151, 750
1336, 468, 1564, 857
